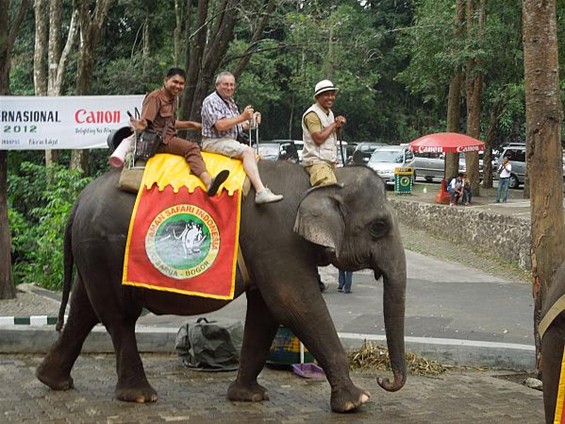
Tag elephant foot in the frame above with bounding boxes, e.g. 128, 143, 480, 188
36, 362, 74, 391
227, 381, 270, 402
330, 384, 371, 413
115, 382, 158, 403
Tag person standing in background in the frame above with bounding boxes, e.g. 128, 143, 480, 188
338, 270, 353, 294
496, 156, 512, 203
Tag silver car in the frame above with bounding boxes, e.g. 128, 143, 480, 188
366, 145, 415, 185
413, 152, 481, 182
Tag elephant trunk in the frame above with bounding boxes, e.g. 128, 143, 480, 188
375, 241, 407, 392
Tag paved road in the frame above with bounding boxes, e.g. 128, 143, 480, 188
0, 353, 544, 423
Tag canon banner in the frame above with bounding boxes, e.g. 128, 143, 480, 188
0, 95, 144, 150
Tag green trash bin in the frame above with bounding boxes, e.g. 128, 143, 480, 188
394, 167, 413, 194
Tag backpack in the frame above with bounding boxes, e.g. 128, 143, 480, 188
175, 317, 243, 371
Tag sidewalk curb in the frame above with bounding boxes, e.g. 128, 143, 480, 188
0, 326, 535, 370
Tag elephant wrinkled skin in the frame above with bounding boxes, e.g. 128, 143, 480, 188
541, 263, 565, 423
36, 160, 407, 413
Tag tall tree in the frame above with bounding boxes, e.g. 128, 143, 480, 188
181, 0, 278, 122
523, 0, 564, 370
464, 0, 485, 194
183, 0, 239, 121
445, 0, 465, 181
0, 0, 30, 299
34, 0, 78, 166
46, 2, 79, 166
33, 0, 48, 96
70, 0, 113, 173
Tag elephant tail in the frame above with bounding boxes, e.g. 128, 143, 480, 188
56, 204, 77, 332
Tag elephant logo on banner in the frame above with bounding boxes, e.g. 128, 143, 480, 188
145, 204, 221, 280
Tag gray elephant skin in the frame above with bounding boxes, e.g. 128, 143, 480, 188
541, 263, 565, 423
35, 160, 407, 413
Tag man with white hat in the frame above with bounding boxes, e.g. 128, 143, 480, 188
302, 80, 346, 292
301, 79, 346, 187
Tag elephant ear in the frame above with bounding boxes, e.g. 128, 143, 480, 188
293, 185, 344, 252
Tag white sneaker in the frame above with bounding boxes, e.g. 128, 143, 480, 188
255, 188, 283, 204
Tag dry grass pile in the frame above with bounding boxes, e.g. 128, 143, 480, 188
347, 341, 448, 376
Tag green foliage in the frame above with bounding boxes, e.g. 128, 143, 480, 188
9, 163, 92, 290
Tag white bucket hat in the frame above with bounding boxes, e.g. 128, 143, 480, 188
314, 79, 339, 97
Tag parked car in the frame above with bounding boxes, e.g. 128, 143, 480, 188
366, 145, 415, 186
351, 142, 386, 165
412, 152, 478, 182
255, 141, 299, 163
269, 139, 304, 162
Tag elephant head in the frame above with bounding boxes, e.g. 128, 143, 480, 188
294, 167, 407, 392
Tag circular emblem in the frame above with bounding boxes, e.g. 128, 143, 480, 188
145, 205, 220, 279
399, 176, 411, 187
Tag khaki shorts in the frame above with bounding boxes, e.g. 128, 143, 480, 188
202, 137, 247, 158
304, 162, 337, 187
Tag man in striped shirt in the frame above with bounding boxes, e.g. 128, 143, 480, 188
201, 71, 283, 205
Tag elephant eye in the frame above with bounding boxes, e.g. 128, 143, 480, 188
368, 220, 388, 239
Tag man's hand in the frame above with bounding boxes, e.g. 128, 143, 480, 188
241, 105, 255, 122
130, 117, 147, 132
335, 115, 346, 129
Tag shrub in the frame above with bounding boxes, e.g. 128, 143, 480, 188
9, 163, 92, 290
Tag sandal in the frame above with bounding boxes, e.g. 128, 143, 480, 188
207, 169, 230, 196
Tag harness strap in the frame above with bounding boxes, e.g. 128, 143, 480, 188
539, 294, 565, 338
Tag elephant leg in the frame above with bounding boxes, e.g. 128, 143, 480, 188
542, 325, 565, 423
105, 318, 157, 403
36, 277, 99, 390
227, 288, 279, 402
260, 277, 369, 412
84, 286, 156, 403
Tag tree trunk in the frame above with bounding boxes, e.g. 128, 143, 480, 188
174, 0, 182, 65
71, 0, 114, 174
0, 0, 30, 300
182, 0, 246, 121
523, 0, 564, 372
232, 0, 276, 79
46, 4, 78, 167
33, 0, 48, 96
49, 7, 78, 96
0, 150, 15, 299
464, 0, 485, 196
142, 14, 150, 75
445, 0, 465, 181
481, 98, 505, 189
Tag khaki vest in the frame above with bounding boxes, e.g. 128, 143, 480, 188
301, 104, 337, 166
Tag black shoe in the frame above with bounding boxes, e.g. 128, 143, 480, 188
207, 169, 230, 196
319, 281, 327, 292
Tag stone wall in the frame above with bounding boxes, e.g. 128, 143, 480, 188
389, 198, 531, 271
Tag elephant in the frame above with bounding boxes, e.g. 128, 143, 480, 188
541, 263, 565, 423
35, 158, 407, 413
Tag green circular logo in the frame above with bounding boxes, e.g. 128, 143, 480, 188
145, 205, 220, 279
399, 176, 411, 187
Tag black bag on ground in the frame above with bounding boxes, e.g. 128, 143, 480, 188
175, 317, 243, 371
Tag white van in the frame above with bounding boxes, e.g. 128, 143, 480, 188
366, 145, 415, 185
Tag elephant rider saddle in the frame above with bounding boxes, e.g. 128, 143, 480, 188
121, 153, 251, 299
